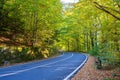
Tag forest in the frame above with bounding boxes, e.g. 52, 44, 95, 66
0, 0, 120, 70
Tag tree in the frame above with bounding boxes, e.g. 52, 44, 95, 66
0, 0, 24, 45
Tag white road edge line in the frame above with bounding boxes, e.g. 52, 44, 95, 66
63, 54, 88, 80
0, 53, 73, 77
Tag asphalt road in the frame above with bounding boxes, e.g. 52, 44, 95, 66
0, 52, 87, 80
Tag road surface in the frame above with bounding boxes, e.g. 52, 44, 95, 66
0, 52, 87, 80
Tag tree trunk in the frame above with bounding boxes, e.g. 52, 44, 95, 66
32, 12, 38, 48
67, 40, 70, 51
90, 30, 94, 49
86, 32, 89, 52
76, 38, 79, 51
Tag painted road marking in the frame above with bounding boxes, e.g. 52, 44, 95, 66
63, 54, 88, 80
0, 54, 73, 77
1, 53, 65, 69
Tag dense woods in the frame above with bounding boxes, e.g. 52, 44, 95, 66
60, 0, 120, 69
0, 0, 63, 65
0, 0, 120, 70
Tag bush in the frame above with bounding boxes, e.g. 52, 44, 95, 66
32, 46, 44, 59
89, 46, 100, 56
89, 44, 120, 69
97, 51, 120, 69
0, 47, 12, 65
103, 78, 115, 80
0, 46, 58, 66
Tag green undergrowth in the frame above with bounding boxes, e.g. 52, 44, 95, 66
89, 46, 120, 69
103, 78, 116, 80
0, 46, 59, 66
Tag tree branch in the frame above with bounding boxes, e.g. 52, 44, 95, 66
94, 2, 120, 20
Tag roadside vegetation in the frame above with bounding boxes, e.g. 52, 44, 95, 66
0, 0, 62, 66
0, 0, 120, 79
61, 0, 120, 71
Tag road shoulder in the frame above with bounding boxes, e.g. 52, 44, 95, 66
72, 56, 120, 80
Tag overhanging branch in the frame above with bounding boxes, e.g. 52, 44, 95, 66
94, 2, 120, 20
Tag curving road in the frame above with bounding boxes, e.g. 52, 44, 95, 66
0, 52, 87, 80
